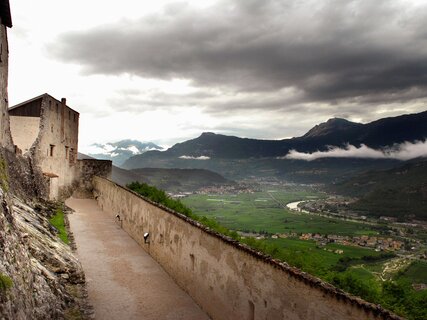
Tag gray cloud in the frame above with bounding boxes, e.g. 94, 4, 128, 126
50, 0, 427, 116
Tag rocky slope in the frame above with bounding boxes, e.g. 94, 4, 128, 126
0, 149, 90, 319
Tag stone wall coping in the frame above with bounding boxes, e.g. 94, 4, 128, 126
94, 176, 402, 320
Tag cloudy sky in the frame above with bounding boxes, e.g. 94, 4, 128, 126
7, 0, 427, 152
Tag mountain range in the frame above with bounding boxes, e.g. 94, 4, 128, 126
122, 111, 427, 183
87, 139, 163, 166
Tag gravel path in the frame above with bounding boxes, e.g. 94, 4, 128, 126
66, 197, 209, 320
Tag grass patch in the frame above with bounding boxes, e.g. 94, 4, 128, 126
64, 307, 84, 320
263, 238, 382, 277
398, 261, 427, 284
49, 208, 69, 244
0, 156, 9, 192
0, 273, 13, 292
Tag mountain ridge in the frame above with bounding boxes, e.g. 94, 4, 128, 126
124, 110, 427, 169
88, 139, 163, 166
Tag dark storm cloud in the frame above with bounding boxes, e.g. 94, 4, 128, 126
107, 87, 306, 114
51, 0, 427, 110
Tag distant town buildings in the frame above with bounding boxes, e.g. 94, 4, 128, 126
295, 233, 403, 251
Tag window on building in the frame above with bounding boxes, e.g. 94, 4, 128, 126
69, 148, 75, 164
69, 110, 71, 120
49, 145, 55, 157
65, 146, 69, 159
49, 100, 52, 110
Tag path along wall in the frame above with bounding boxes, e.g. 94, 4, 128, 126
93, 177, 400, 320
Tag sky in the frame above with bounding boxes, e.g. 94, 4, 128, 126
7, 0, 427, 152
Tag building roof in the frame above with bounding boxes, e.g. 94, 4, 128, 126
8, 94, 45, 111
9, 93, 80, 114
0, 0, 12, 28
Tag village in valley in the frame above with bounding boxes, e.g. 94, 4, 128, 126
176, 177, 426, 264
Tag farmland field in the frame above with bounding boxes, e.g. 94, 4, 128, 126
263, 238, 382, 276
182, 190, 379, 236
182, 189, 393, 279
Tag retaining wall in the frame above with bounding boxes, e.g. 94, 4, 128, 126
93, 176, 400, 320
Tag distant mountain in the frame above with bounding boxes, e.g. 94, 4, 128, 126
131, 168, 233, 192
88, 139, 163, 166
330, 158, 427, 220
123, 110, 427, 169
77, 152, 95, 160
302, 118, 363, 138
112, 167, 232, 192
78, 152, 233, 192
111, 165, 141, 187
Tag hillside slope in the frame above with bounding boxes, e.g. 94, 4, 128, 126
331, 158, 427, 220
114, 167, 233, 192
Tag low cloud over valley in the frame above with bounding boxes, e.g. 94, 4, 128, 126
284, 140, 427, 161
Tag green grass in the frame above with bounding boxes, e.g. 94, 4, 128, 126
49, 208, 69, 244
0, 156, 9, 192
262, 238, 382, 277
0, 273, 13, 292
362, 261, 385, 273
182, 191, 378, 236
399, 261, 427, 284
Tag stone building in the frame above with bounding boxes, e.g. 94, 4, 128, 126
0, 0, 13, 148
9, 94, 80, 199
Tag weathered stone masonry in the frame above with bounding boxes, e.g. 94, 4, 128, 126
9, 94, 80, 199
0, 0, 13, 149
93, 176, 401, 320
8, 94, 112, 200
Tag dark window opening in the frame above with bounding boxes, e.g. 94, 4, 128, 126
49, 145, 55, 157
65, 146, 69, 159
69, 148, 75, 164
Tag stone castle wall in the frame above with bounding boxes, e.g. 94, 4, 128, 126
9, 116, 40, 153
31, 96, 79, 194
74, 159, 112, 198
93, 176, 400, 320
0, 20, 13, 149
9, 94, 81, 200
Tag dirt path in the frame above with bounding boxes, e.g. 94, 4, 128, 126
66, 197, 209, 320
